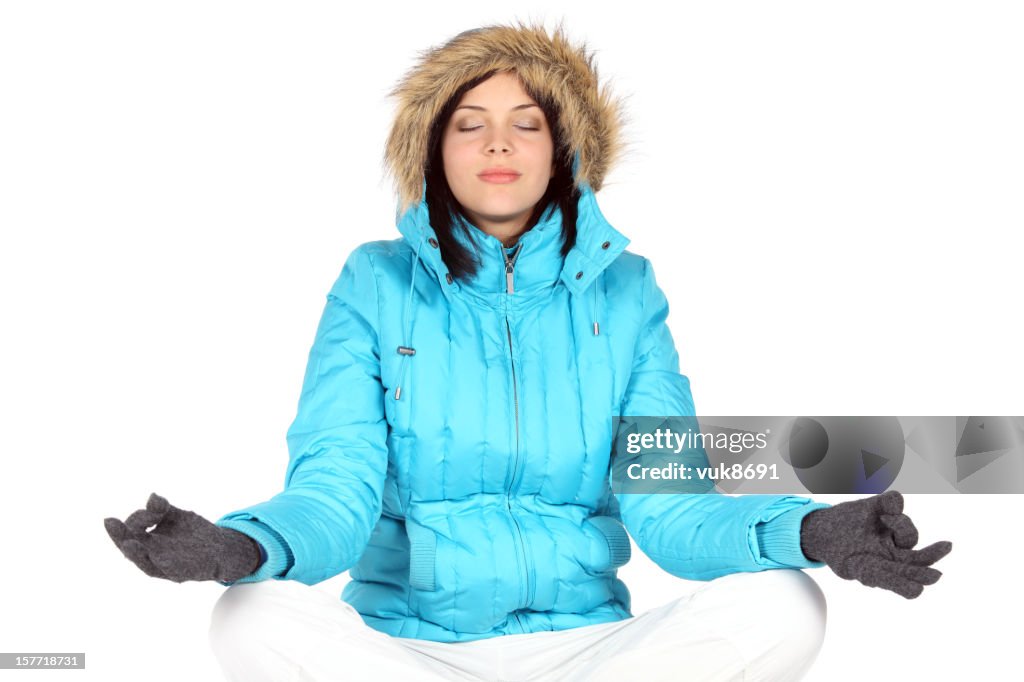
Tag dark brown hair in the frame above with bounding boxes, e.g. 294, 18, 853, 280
423, 69, 580, 282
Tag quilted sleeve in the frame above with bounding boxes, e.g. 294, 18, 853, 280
613, 257, 828, 581
214, 244, 389, 586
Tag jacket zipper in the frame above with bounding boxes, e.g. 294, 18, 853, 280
505, 244, 518, 294
503, 244, 531, 623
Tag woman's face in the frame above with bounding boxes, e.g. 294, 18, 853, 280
441, 71, 555, 242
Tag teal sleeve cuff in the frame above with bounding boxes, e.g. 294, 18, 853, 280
755, 501, 832, 568
214, 517, 295, 586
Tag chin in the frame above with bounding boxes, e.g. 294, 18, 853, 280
468, 201, 535, 220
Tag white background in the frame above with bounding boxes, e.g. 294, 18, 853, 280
1, 1, 1021, 680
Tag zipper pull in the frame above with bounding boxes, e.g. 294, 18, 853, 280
505, 246, 516, 294
504, 244, 520, 295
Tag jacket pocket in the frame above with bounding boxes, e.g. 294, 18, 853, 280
583, 515, 632, 573
405, 518, 438, 591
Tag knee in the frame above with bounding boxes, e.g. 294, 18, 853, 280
753, 569, 828, 655
208, 581, 283, 654
208, 579, 366, 657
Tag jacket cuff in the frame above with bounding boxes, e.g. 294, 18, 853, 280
215, 517, 295, 586
755, 501, 832, 568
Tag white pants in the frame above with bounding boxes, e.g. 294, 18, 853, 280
208, 569, 827, 682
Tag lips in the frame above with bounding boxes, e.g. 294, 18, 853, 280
479, 168, 521, 183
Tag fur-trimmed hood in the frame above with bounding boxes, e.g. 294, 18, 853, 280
383, 20, 627, 216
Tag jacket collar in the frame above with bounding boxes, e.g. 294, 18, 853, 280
395, 184, 630, 301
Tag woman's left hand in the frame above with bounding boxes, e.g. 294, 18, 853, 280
800, 490, 953, 599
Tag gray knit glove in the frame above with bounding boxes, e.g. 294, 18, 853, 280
104, 493, 263, 583
800, 490, 952, 599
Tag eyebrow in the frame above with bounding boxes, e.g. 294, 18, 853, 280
454, 103, 541, 112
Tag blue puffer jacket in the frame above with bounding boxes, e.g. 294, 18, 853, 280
214, 182, 830, 642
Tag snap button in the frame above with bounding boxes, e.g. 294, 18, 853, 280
601, 240, 610, 250
575, 271, 584, 280
428, 238, 438, 248
445, 272, 453, 284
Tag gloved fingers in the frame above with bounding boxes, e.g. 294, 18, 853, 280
104, 517, 127, 543
106, 515, 181, 581
124, 507, 167, 535
875, 489, 905, 516
871, 555, 942, 585
146, 492, 171, 514
893, 540, 953, 566
846, 554, 927, 599
105, 516, 150, 548
880, 512, 919, 548
118, 537, 170, 580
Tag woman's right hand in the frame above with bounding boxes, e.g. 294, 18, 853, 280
104, 493, 264, 583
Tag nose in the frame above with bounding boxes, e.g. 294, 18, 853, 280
484, 129, 513, 154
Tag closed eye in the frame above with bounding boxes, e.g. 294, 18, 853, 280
458, 125, 540, 132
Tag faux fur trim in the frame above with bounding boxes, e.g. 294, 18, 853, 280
383, 19, 626, 214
